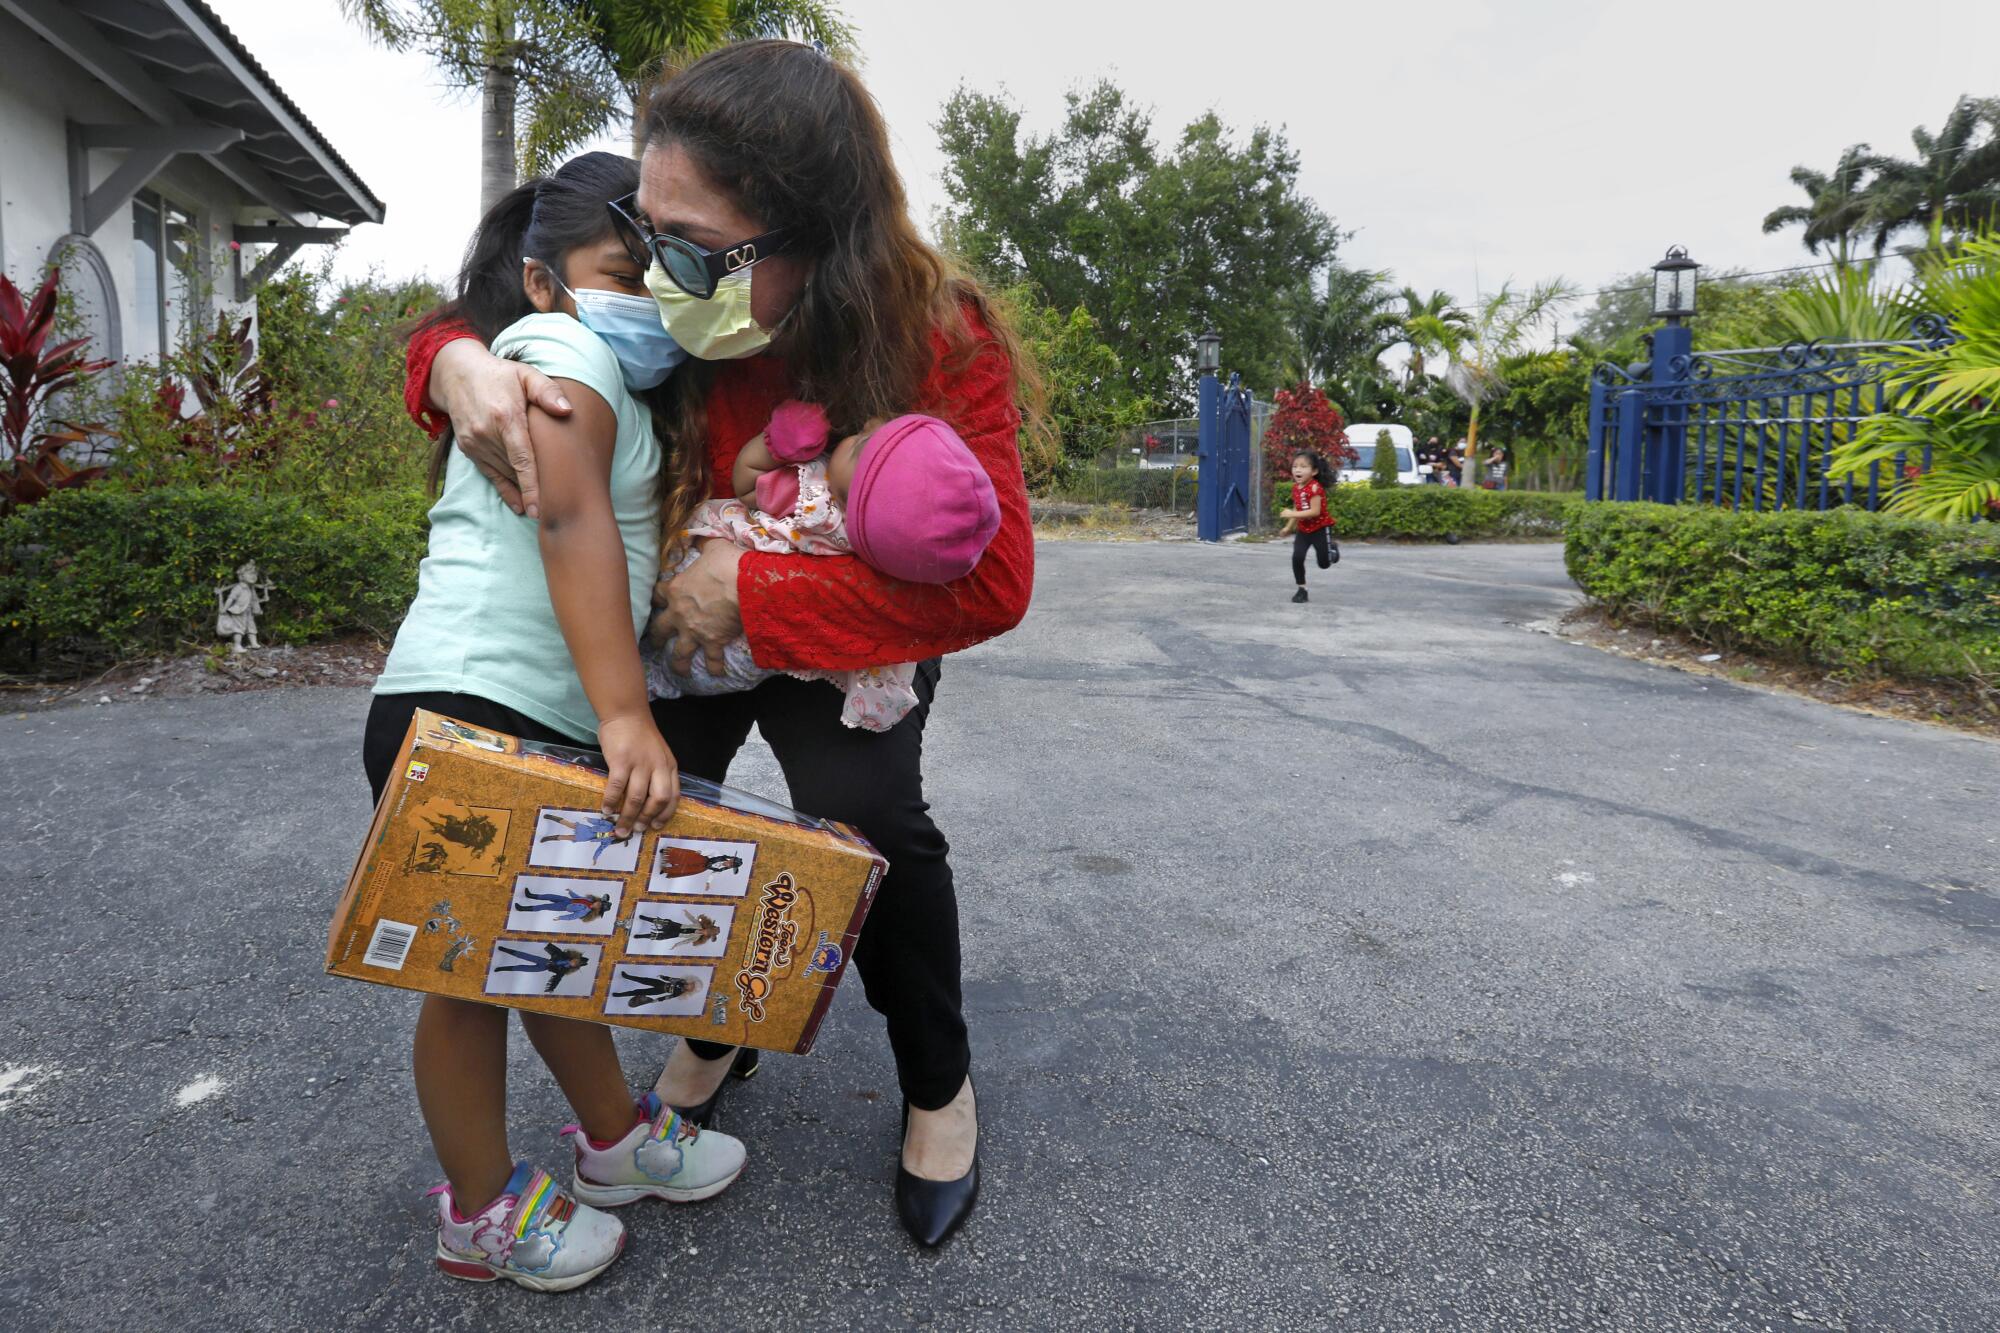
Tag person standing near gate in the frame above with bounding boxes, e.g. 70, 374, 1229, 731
1278, 451, 1339, 603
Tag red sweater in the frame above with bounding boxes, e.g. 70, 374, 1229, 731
403, 314, 1033, 673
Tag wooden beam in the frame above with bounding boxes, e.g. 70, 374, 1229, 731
233, 225, 349, 247
243, 243, 301, 291
80, 123, 246, 153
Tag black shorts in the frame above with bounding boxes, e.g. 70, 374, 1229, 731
363, 690, 586, 803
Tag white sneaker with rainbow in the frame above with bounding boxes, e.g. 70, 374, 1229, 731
564, 1092, 748, 1207
430, 1162, 625, 1291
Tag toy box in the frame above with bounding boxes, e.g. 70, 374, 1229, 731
326, 710, 885, 1053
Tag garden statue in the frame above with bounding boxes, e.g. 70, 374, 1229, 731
215, 560, 272, 652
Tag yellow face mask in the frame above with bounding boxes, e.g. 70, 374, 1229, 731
645, 263, 773, 361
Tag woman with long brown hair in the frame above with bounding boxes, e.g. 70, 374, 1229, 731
403, 40, 1036, 1249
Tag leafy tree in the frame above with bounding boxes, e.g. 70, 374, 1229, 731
1482, 349, 1591, 491
1004, 284, 1146, 490
1571, 267, 1771, 359
1409, 279, 1574, 488
1367, 427, 1399, 488
1263, 382, 1351, 504
937, 80, 1339, 414
340, 1, 854, 208
1761, 144, 1880, 268
1860, 96, 2000, 251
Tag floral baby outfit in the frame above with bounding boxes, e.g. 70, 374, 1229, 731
646, 456, 922, 732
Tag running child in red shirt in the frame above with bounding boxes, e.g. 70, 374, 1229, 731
1278, 451, 1339, 603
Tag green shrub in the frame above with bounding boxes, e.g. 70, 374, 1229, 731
1565, 502, 2000, 680
1272, 482, 1579, 539
1368, 429, 1400, 489
0, 485, 429, 670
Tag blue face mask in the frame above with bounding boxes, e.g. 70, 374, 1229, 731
559, 280, 687, 389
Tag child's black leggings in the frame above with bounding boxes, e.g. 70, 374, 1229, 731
1292, 528, 1333, 584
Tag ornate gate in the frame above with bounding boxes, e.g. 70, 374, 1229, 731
1584, 317, 1953, 510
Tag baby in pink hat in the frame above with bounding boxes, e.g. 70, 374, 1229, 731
647, 400, 1001, 730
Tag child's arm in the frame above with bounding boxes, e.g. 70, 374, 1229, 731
732, 434, 779, 505
530, 381, 678, 837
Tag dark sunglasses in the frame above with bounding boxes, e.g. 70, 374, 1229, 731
608, 193, 794, 300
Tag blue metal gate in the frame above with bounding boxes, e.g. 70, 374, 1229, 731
1585, 316, 1952, 510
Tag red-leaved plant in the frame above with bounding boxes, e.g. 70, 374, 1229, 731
1, 267, 114, 514
1264, 382, 1352, 501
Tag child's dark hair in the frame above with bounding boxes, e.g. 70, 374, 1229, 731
413, 151, 687, 494
1294, 450, 1338, 491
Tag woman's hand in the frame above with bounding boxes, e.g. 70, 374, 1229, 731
649, 543, 745, 679
432, 339, 574, 519
596, 713, 680, 836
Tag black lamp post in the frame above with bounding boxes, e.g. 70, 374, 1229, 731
1195, 329, 1221, 375
1195, 330, 1223, 540
1651, 246, 1699, 325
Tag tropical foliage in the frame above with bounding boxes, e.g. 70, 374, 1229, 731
339, 0, 854, 206
1409, 279, 1575, 487
1764, 95, 2000, 263
1829, 232, 2000, 522
1, 268, 114, 515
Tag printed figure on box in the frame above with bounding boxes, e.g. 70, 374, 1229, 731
531, 808, 642, 873
603, 963, 712, 1017
492, 942, 592, 994
215, 560, 273, 652
425, 718, 508, 753
633, 907, 722, 946
646, 404, 1000, 731
648, 837, 756, 898
514, 885, 614, 923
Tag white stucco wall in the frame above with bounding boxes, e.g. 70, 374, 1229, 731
0, 8, 264, 364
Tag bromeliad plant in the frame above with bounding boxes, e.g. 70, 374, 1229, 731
1, 267, 114, 514
1831, 230, 2000, 521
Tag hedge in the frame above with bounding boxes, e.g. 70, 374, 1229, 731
1274, 482, 1580, 539
1565, 502, 2000, 681
1, 485, 430, 671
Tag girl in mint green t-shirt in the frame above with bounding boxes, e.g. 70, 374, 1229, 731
364, 152, 746, 1292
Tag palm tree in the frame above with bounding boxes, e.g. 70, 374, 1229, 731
1284, 264, 1403, 399
1397, 286, 1467, 387
341, 1, 855, 209
1407, 278, 1574, 488
1860, 96, 2000, 252
1761, 143, 1877, 268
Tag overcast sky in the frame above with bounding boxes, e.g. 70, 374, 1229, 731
211, 0, 2000, 322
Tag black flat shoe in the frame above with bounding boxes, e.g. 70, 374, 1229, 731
671, 1047, 760, 1126
896, 1098, 980, 1249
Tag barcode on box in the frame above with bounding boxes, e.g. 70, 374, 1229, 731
363, 919, 417, 970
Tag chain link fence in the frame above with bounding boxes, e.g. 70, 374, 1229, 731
1063, 402, 1275, 529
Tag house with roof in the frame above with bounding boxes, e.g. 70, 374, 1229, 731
0, 0, 382, 364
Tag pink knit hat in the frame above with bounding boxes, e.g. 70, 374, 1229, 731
845, 414, 1000, 584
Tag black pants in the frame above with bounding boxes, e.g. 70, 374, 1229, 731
651, 660, 967, 1111
363, 690, 583, 802
1292, 527, 1334, 584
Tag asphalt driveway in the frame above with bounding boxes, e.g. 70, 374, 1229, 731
2, 538, 1994, 1330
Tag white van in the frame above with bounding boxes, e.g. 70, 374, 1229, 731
1338, 423, 1420, 485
